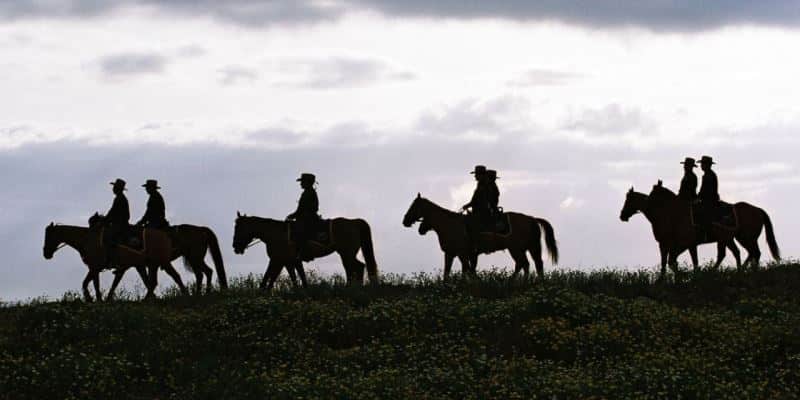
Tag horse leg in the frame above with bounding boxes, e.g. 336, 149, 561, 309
353, 260, 366, 284
192, 268, 204, 296
658, 243, 668, 277
470, 253, 480, 276
293, 260, 308, 288
689, 246, 699, 270
457, 255, 471, 278
162, 263, 189, 296
201, 261, 214, 294
443, 253, 454, 280
286, 263, 299, 288
82, 271, 95, 302
134, 266, 156, 299
713, 242, 726, 270
728, 242, 742, 270
92, 270, 102, 302
147, 266, 159, 295
528, 240, 544, 279
263, 260, 283, 291
107, 267, 128, 301
509, 249, 530, 282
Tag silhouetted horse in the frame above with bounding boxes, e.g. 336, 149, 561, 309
88, 214, 228, 298
620, 182, 779, 275
232, 213, 379, 291
43, 222, 187, 301
403, 194, 558, 280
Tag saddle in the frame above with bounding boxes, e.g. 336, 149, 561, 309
690, 201, 738, 231
471, 212, 512, 236
101, 225, 146, 252
289, 219, 333, 246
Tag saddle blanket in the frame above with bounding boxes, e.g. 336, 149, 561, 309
478, 213, 512, 236
289, 219, 333, 246
691, 202, 738, 230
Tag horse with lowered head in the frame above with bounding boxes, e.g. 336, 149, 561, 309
403, 193, 558, 281
233, 212, 379, 291
43, 219, 186, 302
620, 181, 779, 275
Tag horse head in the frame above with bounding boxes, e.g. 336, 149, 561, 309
620, 186, 644, 222
403, 193, 424, 227
43, 222, 59, 259
87, 212, 105, 228
418, 218, 433, 235
232, 213, 255, 254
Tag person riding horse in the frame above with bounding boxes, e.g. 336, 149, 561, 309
104, 178, 130, 263
678, 157, 698, 201
697, 156, 721, 239
286, 173, 321, 260
487, 169, 500, 215
461, 165, 494, 250
136, 179, 169, 229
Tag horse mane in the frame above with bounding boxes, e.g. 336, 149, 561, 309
419, 197, 460, 216
237, 215, 286, 228
650, 184, 677, 199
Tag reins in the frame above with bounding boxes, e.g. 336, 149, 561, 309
245, 239, 262, 249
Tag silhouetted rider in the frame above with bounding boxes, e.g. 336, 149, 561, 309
462, 165, 492, 250
136, 179, 169, 229
487, 169, 500, 215
697, 156, 720, 238
105, 178, 130, 263
678, 157, 698, 201
287, 173, 320, 260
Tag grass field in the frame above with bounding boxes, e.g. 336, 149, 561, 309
2, 264, 800, 399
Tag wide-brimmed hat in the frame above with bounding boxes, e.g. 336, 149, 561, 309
487, 169, 499, 179
142, 179, 160, 189
470, 165, 488, 175
698, 156, 716, 165
109, 178, 127, 190
297, 173, 316, 183
680, 157, 697, 168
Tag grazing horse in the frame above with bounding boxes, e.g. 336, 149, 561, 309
402, 194, 558, 280
88, 215, 228, 299
232, 213, 379, 291
43, 222, 187, 301
619, 182, 779, 275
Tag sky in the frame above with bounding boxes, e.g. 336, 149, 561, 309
2, 0, 800, 300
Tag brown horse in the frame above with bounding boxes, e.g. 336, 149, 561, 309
87, 215, 228, 299
232, 213, 379, 291
43, 222, 188, 301
620, 182, 779, 275
106, 224, 228, 299
402, 194, 558, 280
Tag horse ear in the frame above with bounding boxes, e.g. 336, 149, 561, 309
49, 222, 54, 227
417, 192, 421, 199
628, 186, 634, 193
657, 179, 663, 187
237, 211, 241, 218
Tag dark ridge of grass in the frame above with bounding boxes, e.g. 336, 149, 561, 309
1, 263, 799, 399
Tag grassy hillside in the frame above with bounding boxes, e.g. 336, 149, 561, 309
2, 265, 800, 399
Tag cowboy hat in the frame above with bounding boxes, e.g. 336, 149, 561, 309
109, 178, 127, 190
487, 169, 499, 179
470, 165, 488, 175
698, 156, 716, 165
296, 173, 316, 183
680, 157, 697, 167
142, 179, 161, 189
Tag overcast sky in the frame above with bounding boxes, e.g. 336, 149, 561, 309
2, 1, 800, 300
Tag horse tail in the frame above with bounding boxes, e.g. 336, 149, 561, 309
535, 218, 559, 265
204, 227, 228, 289
760, 208, 781, 262
357, 219, 379, 284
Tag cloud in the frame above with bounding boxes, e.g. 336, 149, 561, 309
276, 57, 414, 89
562, 104, 657, 137
352, 0, 800, 32
2, 1, 800, 31
97, 51, 167, 78
218, 65, 259, 86
0, 1, 345, 27
508, 69, 582, 87
416, 96, 534, 141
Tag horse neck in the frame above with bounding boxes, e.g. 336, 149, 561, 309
248, 218, 286, 243
420, 199, 461, 231
54, 225, 89, 251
